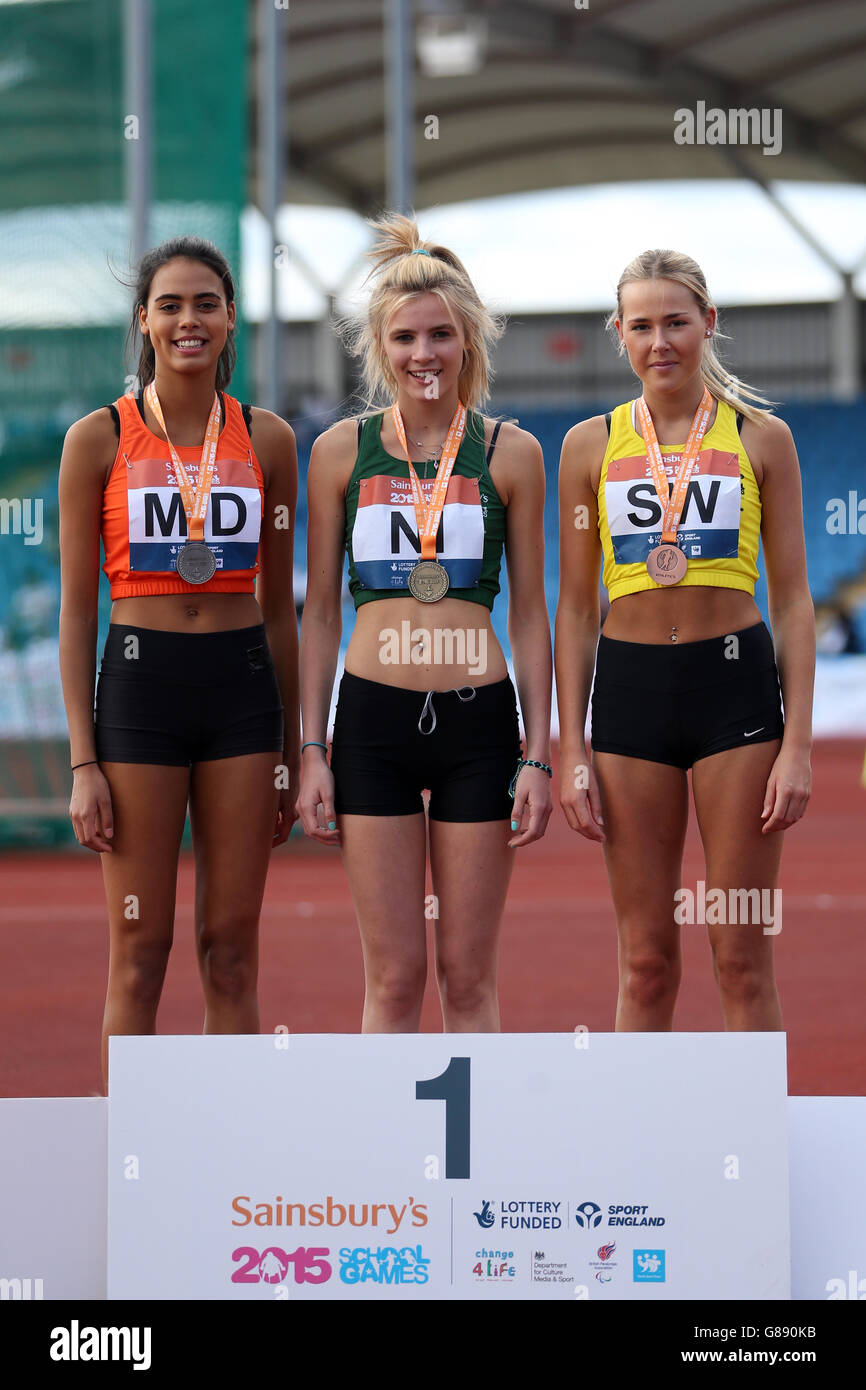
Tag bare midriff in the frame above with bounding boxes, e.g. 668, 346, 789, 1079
603, 586, 762, 644
110, 592, 263, 632
346, 595, 507, 689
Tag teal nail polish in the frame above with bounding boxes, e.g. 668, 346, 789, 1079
511, 820, 518, 831
328, 820, 336, 830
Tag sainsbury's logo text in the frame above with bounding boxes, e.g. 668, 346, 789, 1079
231, 1195, 428, 1234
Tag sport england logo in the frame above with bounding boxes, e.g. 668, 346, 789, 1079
634, 1249, 666, 1283
574, 1201, 602, 1229
474, 1200, 496, 1229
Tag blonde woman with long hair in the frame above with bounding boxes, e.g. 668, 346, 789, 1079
298, 214, 552, 1033
556, 248, 814, 1031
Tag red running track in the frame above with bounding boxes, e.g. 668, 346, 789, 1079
1, 739, 863, 1098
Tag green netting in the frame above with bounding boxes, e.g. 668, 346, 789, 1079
0, 0, 248, 847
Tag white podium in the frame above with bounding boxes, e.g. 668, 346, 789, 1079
105, 1032, 789, 1300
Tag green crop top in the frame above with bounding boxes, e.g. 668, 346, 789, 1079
345, 410, 507, 610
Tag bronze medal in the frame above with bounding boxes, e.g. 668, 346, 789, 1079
408, 559, 450, 603
646, 544, 688, 586
635, 388, 713, 591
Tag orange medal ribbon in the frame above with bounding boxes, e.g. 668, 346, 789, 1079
391, 401, 467, 561
636, 387, 713, 585
144, 382, 222, 545
636, 387, 713, 545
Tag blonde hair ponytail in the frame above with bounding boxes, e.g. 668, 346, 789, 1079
340, 211, 504, 415
607, 248, 775, 426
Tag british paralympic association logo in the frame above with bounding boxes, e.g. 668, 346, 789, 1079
589, 1241, 618, 1283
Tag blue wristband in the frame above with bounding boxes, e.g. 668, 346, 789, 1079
508, 758, 552, 799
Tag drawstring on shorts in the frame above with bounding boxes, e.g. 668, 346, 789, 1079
418, 685, 476, 735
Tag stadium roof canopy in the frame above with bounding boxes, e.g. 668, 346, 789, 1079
274, 0, 866, 211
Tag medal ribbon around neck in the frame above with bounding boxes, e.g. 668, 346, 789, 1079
144, 382, 221, 545
635, 386, 713, 545
391, 401, 467, 562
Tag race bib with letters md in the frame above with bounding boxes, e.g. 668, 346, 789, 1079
126, 454, 261, 573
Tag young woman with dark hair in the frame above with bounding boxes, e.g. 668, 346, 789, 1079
59, 237, 299, 1085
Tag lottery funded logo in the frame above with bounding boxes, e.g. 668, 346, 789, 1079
473, 1200, 496, 1230
530, 1250, 571, 1286
633, 1249, 666, 1283
473, 1197, 563, 1230
589, 1241, 618, 1284
472, 1247, 516, 1282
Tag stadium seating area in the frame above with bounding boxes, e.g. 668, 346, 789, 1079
0, 396, 863, 846
1, 395, 865, 685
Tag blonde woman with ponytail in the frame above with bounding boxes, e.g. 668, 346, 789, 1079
556, 249, 814, 1031
298, 215, 552, 1033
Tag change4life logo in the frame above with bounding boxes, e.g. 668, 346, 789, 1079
472, 1247, 516, 1281
589, 1241, 618, 1283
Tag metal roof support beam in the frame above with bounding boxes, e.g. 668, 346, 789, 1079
124, 0, 152, 269
832, 273, 860, 404
722, 149, 861, 401
258, 0, 284, 415
272, 236, 347, 409
492, 4, 866, 185
385, 0, 415, 214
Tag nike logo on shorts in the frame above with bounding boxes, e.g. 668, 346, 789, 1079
744, 727, 765, 737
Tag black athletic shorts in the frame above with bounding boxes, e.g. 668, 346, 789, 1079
590, 621, 784, 770
94, 623, 284, 765
330, 671, 522, 821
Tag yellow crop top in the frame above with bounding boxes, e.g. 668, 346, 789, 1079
597, 397, 761, 601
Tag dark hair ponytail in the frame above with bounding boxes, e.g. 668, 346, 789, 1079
122, 236, 237, 391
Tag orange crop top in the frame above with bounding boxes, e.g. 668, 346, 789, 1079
102, 391, 265, 599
